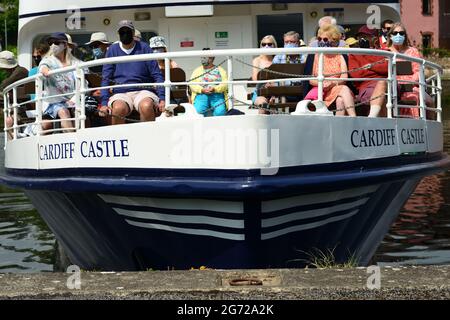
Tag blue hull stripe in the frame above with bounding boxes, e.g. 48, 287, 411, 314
2, 153, 448, 198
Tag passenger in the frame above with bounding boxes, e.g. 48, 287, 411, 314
310, 16, 346, 47
189, 48, 228, 117
85, 32, 112, 74
0, 51, 29, 93
251, 35, 277, 106
307, 25, 356, 117
149, 36, 179, 70
379, 19, 394, 50
0, 51, 29, 139
100, 20, 165, 124
387, 22, 434, 118
273, 31, 306, 64
348, 26, 389, 118
345, 37, 359, 48
39, 32, 79, 132
29, 42, 50, 76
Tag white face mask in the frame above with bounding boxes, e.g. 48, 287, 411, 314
51, 43, 65, 56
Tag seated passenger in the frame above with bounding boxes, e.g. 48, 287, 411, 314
85, 32, 112, 74
189, 49, 228, 117
273, 31, 307, 64
348, 26, 389, 117
0, 51, 29, 93
149, 36, 179, 70
29, 42, 50, 76
310, 16, 347, 47
99, 20, 165, 124
379, 19, 394, 50
307, 25, 356, 117
250, 35, 277, 113
387, 22, 434, 118
134, 29, 142, 42
39, 32, 79, 132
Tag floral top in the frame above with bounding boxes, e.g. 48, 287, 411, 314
202, 67, 223, 89
395, 46, 421, 84
39, 56, 80, 105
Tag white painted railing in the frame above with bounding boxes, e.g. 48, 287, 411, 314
2, 47, 444, 144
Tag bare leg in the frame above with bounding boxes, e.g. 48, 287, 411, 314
335, 97, 345, 116
111, 100, 130, 125
5, 116, 13, 140
57, 108, 74, 132
339, 86, 356, 117
369, 81, 387, 118
138, 98, 157, 122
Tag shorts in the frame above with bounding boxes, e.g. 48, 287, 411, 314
108, 90, 159, 113
43, 102, 70, 119
358, 81, 379, 105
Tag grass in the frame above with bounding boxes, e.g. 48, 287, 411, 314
293, 247, 360, 269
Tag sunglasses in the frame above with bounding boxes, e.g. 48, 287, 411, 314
392, 31, 406, 36
317, 37, 330, 42
48, 40, 66, 46
261, 42, 274, 47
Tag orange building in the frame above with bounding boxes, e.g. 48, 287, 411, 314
400, 0, 450, 49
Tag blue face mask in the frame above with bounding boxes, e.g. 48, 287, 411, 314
391, 34, 406, 46
318, 41, 332, 48
284, 43, 298, 49
92, 47, 104, 59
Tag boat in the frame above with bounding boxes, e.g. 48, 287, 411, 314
1, 0, 448, 270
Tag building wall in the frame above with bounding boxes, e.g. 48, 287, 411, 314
439, 0, 450, 49
400, 0, 439, 48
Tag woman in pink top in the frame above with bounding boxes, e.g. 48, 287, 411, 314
387, 22, 434, 118
309, 25, 356, 117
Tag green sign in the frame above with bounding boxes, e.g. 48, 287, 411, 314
215, 32, 229, 39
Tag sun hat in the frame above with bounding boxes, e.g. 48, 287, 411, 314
149, 36, 167, 49
0, 51, 18, 69
357, 25, 378, 37
346, 37, 358, 46
65, 34, 78, 48
85, 32, 111, 45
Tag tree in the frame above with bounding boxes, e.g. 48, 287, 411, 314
0, 0, 19, 49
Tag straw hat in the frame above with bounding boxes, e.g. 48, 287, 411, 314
85, 32, 111, 45
0, 51, 18, 69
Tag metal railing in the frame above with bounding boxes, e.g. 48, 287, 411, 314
2, 47, 444, 144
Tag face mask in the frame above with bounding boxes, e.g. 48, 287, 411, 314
33, 56, 42, 66
284, 43, 298, 49
201, 57, 209, 66
391, 34, 406, 46
50, 43, 65, 55
359, 38, 370, 48
92, 47, 104, 59
318, 41, 331, 48
120, 31, 134, 45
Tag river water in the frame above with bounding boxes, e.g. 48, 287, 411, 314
1, 115, 450, 272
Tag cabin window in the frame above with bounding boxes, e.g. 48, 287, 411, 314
422, 0, 432, 16
257, 13, 304, 49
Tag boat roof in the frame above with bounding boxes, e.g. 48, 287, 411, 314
19, 0, 400, 19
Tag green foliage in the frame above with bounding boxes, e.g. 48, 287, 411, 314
291, 247, 360, 269
0, 0, 19, 46
422, 47, 450, 58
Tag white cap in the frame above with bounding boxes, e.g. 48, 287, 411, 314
149, 36, 167, 49
85, 32, 112, 45
134, 29, 142, 40
65, 34, 78, 48
0, 51, 18, 69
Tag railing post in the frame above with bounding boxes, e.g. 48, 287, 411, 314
391, 54, 399, 118
418, 61, 427, 120
164, 58, 171, 106
318, 53, 324, 102
12, 87, 18, 140
3, 92, 9, 147
386, 57, 393, 119
76, 66, 86, 130
227, 56, 234, 110
437, 70, 442, 123
35, 76, 43, 136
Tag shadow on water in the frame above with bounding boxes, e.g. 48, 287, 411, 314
0, 87, 450, 271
